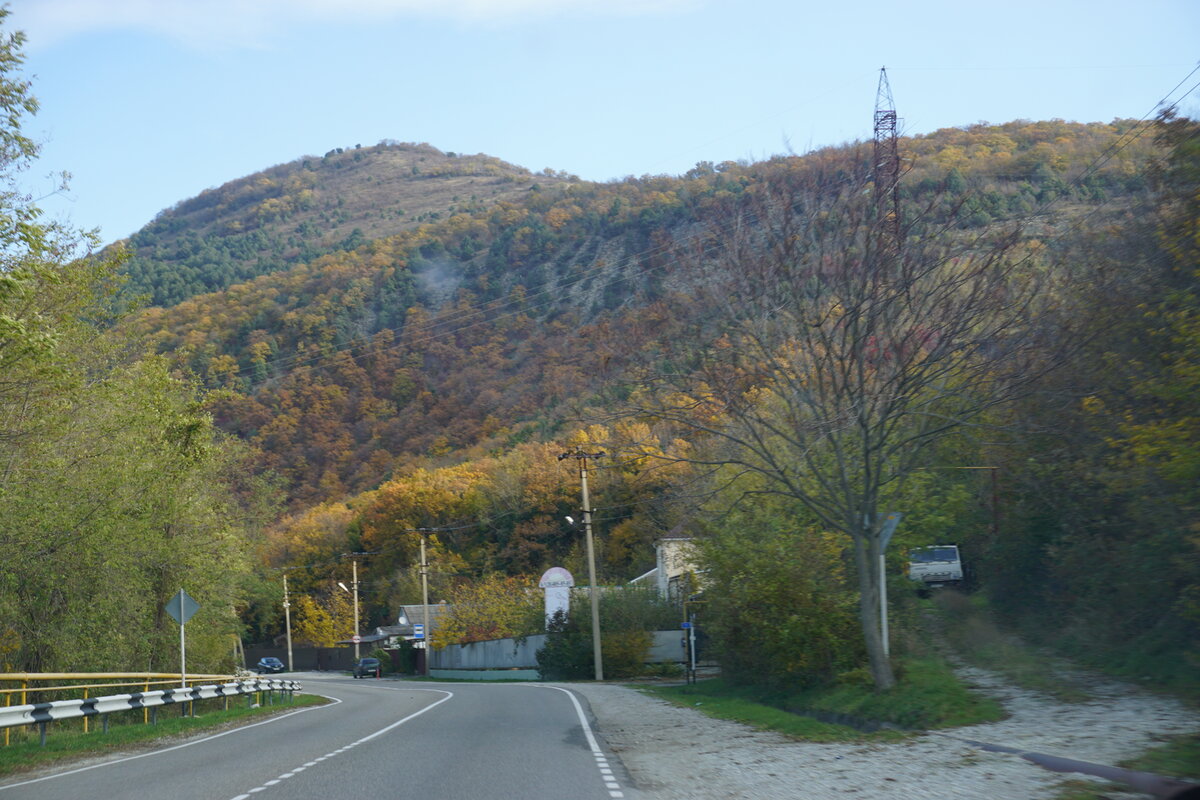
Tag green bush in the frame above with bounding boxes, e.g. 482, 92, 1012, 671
536, 591, 670, 680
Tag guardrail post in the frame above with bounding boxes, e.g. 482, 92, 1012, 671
38, 721, 46, 747
151, 707, 157, 727
103, 714, 109, 734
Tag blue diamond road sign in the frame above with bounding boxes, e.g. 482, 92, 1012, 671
165, 589, 200, 625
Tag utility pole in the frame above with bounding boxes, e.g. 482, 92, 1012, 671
559, 447, 605, 681
338, 557, 361, 660
282, 572, 294, 672
352, 559, 360, 661
418, 529, 431, 677
400, 529, 439, 676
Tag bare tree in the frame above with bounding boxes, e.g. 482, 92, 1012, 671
616, 150, 1059, 689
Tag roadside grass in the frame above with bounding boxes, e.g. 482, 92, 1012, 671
638, 680, 877, 742
785, 657, 1005, 729
639, 656, 1003, 742
0, 693, 328, 779
1124, 731, 1200, 779
1047, 733, 1200, 800
927, 590, 1092, 703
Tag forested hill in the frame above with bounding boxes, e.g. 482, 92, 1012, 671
117, 141, 571, 306
121, 118, 1158, 510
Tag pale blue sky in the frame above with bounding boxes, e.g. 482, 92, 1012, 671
11, 0, 1199, 246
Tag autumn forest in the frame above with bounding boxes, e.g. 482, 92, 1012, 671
1, 12, 1196, 695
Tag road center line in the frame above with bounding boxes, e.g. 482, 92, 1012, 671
228, 687, 453, 800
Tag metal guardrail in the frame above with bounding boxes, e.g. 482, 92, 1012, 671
0, 677, 302, 746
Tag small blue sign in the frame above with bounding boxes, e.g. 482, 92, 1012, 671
681, 622, 691, 629
413, 623, 425, 639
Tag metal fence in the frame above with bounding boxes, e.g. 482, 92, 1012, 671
0, 673, 302, 746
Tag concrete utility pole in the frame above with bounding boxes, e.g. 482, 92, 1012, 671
401, 529, 439, 676
338, 558, 361, 660
559, 447, 605, 681
352, 559, 360, 660
418, 529, 431, 677
282, 572, 294, 672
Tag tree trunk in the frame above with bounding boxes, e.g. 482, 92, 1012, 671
853, 533, 895, 690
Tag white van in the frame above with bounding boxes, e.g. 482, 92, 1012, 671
908, 545, 964, 587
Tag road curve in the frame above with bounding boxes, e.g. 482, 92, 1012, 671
0, 673, 631, 800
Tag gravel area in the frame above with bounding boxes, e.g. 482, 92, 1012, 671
569, 668, 1200, 800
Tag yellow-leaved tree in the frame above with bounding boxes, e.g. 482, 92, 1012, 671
430, 574, 542, 648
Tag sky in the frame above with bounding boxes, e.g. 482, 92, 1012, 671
10, 0, 1200, 247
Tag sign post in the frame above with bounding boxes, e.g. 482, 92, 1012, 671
877, 513, 903, 658
165, 589, 200, 688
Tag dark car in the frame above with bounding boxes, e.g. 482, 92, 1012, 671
352, 657, 381, 678
255, 657, 286, 674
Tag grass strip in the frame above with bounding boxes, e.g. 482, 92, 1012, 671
638, 680, 874, 742
0, 692, 328, 778
1121, 732, 1200, 781
638, 655, 1004, 742
785, 657, 1006, 730
1048, 733, 1200, 800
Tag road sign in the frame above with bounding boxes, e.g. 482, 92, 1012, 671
351, 634, 362, 644
680, 621, 692, 629
879, 512, 903, 549
164, 589, 200, 689
413, 623, 425, 639
165, 589, 200, 625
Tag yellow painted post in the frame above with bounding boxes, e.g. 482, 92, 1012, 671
83, 689, 89, 734
4, 692, 9, 746
143, 681, 149, 725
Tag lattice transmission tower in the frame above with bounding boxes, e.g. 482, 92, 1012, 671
873, 67, 902, 254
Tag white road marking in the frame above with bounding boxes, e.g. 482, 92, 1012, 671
228, 686, 453, 799
536, 684, 628, 798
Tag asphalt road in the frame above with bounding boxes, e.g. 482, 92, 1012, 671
0, 673, 631, 800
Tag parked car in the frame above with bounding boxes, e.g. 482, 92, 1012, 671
255, 657, 286, 674
353, 657, 381, 678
